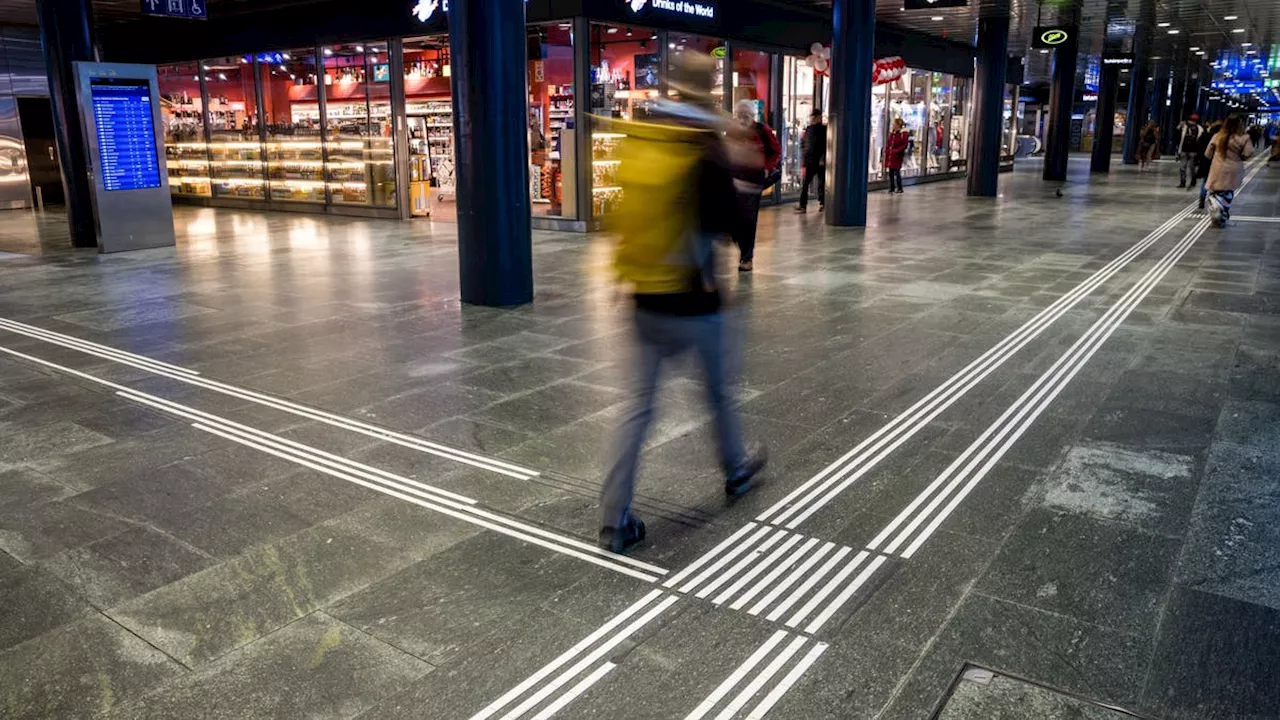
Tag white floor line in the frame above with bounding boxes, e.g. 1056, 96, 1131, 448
764, 546, 852, 623
683, 631, 790, 720
678, 524, 773, 595
713, 635, 810, 720
527, 662, 616, 720
694, 530, 788, 600
663, 524, 760, 589
742, 642, 829, 720
470, 590, 665, 720
757, 202, 1199, 528
804, 555, 888, 634
730, 537, 821, 611
871, 214, 1218, 560
493, 595, 679, 720
0, 317, 539, 479
784, 551, 870, 629
1229, 216, 1280, 223
712, 534, 805, 606
741, 540, 834, 615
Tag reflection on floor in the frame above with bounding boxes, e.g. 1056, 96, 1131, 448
0, 157, 1277, 719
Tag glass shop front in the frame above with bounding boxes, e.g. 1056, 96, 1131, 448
155, 1, 988, 228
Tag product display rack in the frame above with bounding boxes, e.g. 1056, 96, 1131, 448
591, 131, 624, 216
407, 98, 455, 215
265, 136, 326, 202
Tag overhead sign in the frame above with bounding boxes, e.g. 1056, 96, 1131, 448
1102, 53, 1135, 67
903, 0, 967, 9
626, 0, 717, 21
1032, 25, 1076, 49
140, 0, 206, 20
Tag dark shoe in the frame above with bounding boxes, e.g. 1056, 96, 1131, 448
738, 260, 753, 272
599, 515, 646, 554
1177, 182, 1186, 188
896, 189, 905, 194
725, 444, 768, 497
818, 204, 824, 211
794, 206, 807, 213
1198, 198, 1206, 210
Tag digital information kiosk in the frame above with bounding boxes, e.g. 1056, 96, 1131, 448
74, 62, 176, 253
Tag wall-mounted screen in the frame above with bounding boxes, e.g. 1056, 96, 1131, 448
89, 78, 161, 191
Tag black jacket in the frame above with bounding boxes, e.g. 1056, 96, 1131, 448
801, 122, 827, 169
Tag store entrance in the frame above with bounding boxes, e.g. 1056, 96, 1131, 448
403, 37, 456, 221
17, 97, 63, 207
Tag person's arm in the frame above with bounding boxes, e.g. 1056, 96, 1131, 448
1204, 141, 1216, 161
1242, 136, 1255, 160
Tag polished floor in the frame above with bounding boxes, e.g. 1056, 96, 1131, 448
1, 156, 1278, 719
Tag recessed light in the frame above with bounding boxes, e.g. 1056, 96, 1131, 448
1039, 49, 1049, 54
931, 16, 944, 20
1196, 51, 1206, 56
607, 26, 618, 33
1224, 15, 1238, 20
355, 45, 364, 52
323, 48, 333, 55
1157, 21, 1170, 27
1242, 42, 1253, 47
1167, 29, 1180, 34
1232, 28, 1245, 33
1189, 46, 1200, 51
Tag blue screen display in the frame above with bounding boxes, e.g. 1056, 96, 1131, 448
90, 79, 161, 192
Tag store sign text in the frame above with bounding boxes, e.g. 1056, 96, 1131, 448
1031, 25, 1076, 49
627, 0, 717, 21
413, 0, 528, 23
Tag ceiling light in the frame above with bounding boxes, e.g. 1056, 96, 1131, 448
1157, 21, 1170, 27
1190, 46, 1200, 51
607, 26, 618, 33
323, 48, 333, 55
1224, 15, 1238, 20
931, 16, 944, 20
1196, 51, 1206, 56
282, 53, 290, 59
1167, 29, 1180, 34
1039, 49, 1049, 54
1232, 28, 1245, 33
1241, 42, 1253, 47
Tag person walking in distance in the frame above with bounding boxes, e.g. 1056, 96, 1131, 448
1194, 120, 1220, 211
795, 110, 827, 213
1204, 115, 1254, 228
885, 117, 910, 193
728, 100, 781, 272
1137, 121, 1158, 172
1175, 113, 1203, 189
600, 52, 767, 554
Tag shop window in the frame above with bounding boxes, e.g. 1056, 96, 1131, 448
403, 36, 454, 218
157, 61, 211, 197
322, 42, 396, 207
949, 77, 971, 171
527, 23, 576, 219
779, 55, 816, 197
259, 49, 324, 203
588, 22, 659, 217
903, 71, 930, 178
203, 56, 265, 199
870, 81, 888, 180
731, 48, 771, 121
668, 33, 725, 101
926, 72, 951, 175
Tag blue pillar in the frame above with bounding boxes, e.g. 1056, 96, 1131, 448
1090, 65, 1120, 172
1121, 47, 1149, 164
448, 0, 533, 306
35, 0, 96, 248
1043, 31, 1078, 182
825, 0, 874, 227
967, 15, 1009, 197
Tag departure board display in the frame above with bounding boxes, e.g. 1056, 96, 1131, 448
89, 78, 161, 192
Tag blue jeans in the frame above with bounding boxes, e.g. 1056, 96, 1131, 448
601, 309, 748, 529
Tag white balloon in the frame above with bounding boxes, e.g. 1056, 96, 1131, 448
820, 47, 831, 59
813, 56, 829, 72
810, 42, 825, 55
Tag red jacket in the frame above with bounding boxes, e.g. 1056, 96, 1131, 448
885, 130, 910, 170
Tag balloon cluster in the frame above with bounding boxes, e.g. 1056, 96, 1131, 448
872, 56, 907, 85
806, 43, 832, 75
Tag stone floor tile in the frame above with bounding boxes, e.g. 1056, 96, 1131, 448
0, 564, 94, 651
39, 526, 216, 608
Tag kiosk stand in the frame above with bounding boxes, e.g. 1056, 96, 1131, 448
73, 62, 175, 253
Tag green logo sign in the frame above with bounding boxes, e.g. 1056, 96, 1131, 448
1040, 28, 1069, 45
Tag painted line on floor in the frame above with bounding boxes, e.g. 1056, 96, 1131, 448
865, 158, 1269, 561
0, 343, 665, 582
0, 316, 539, 480
756, 200, 1201, 530
1229, 216, 1280, 223
468, 590, 679, 720
871, 215, 1215, 560
683, 630, 827, 720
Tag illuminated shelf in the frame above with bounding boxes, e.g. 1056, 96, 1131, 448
592, 186, 622, 192
593, 159, 621, 165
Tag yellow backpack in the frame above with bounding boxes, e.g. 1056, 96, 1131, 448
607, 118, 712, 294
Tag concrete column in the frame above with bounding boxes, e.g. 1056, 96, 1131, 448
1043, 31, 1078, 182
967, 14, 1010, 197
447, 0, 533, 306
825, 0, 875, 227
1090, 65, 1120, 172
35, 0, 96, 248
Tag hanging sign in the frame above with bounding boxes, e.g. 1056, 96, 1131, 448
141, 0, 206, 20
1031, 25, 1076, 49
412, 0, 529, 23
625, 0, 717, 21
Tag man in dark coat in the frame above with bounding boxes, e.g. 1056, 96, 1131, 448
796, 110, 827, 213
